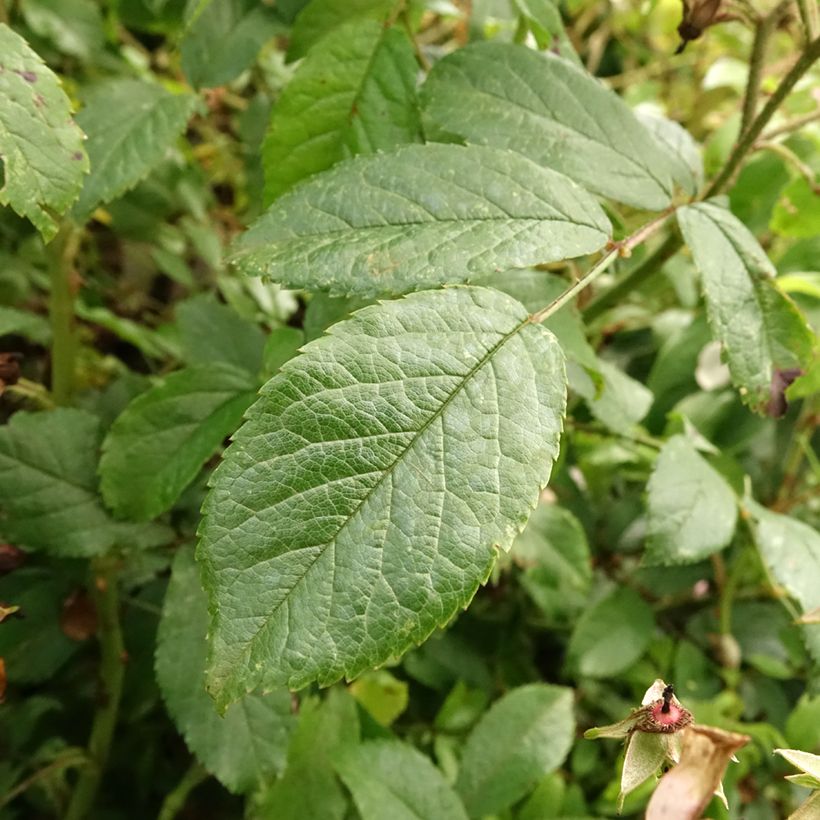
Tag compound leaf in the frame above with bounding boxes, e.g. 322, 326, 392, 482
156, 547, 295, 793
198, 286, 566, 708
677, 201, 814, 413
237, 144, 611, 297
0, 23, 88, 240
421, 42, 673, 210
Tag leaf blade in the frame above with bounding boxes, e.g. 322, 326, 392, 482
198, 286, 567, 707
237, 144, 611, 297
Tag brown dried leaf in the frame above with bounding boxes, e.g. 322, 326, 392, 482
0, 544, 26, 575
60, 589, 97, 642
646, 725, 749, 819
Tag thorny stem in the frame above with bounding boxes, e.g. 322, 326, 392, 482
156, 762, 209, 820
64, 559, 126, 820
585, 33, 820, 318
48, 223, 82, 406
529, 210, 675, 324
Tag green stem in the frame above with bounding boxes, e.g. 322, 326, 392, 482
156, 762, 209, 820
739, 10, 775, 134
704, 33, 820, 197
530, 209, 674, 324
49, 224, 82, 406
796, 0, 819, 41
583, 33, 820, 320
64, 559, 125, 820
0, 750, 87, 810
581, 232, 681, 323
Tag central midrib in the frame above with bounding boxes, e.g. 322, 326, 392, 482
224, 309, 532, 669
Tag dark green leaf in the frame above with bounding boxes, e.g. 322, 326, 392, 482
199, 286, 566, 707
0, 23, 88, 239
181, 0, 284, 88
156, 547, 295, 793
238, 144, 611, 297
73, 80, 199, 220
99, 365, 258, 520
455, 684, 575, 817
335, 740, 469, 820
646, 435, 737, 564
264, 20, 423, 202
677, 201, 814, 412
421, 42, 673, 210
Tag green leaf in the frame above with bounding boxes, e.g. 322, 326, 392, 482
20, 0, 105, 60
263, 19, 423, 203
420, 42, 673, 211
574, 359, 654, 434
512, 502, 591, 622
176, 294, 267, 377
646, 435, 737, 565
156, 547, 295, 793
335, 739, 469, 820
99, 365, 258, 521
455, 684, 575, 817
568, 587, 655, 677
286, 0, 395, 61
771, 177, 820, 239
677, 201, 815, 413
0, 305, 51, 344
0, 23, 88, 240
73, 80, 199, 221
198, 286, 567, 707
238, 144, 611, 297
256, 689, 359, 820
620, 732, 666, 810
0, 568, 78, 684
636, 111, 703, 197
746, 501, 820, 661
263, 327, 304, 377
775, 749, 820, 781
512, 0, 580, 63
0, 409, 168, 556
180, 0, 284, 88
348, 670, 408, 726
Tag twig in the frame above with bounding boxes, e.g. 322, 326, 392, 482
0, 750, 88, 810
65, 559, 126, 820
796, 0, 819, 42
530, 209, 675, 325
755, 140, 820, 190
157, 762, 209, 820
761, 108, 820, 139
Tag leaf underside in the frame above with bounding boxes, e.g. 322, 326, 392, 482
198, 286, 567, 708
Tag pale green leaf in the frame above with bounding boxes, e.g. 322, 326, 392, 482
568, 587, 655, 677
176, 294, 267, 376
0, 409, 169, 557
455, 684, 575, 817
747, 501, 820, 661
620, 732, 666, 810
238, 144, 611, 297
790, 791, 820, 820
156, 548, 295, 793
348, 670, 408, 726
335, 740, 469, 820
181, 0, 284, 88
198, 286, 566, 707
264, 20, 422, 203
286, 0, 395, 61
99, 365, 258, 521
255, 689, 359, 820
637, 110, 704, 197
646, 435, 738, 564
775, 749, 820, 781
421, 42, 673, 210
677, 201, 814, 413
574, 359, 654, 434
771, 178, 820, 239
512, 502, 591, 622
73, 80, 199, 220
0, 23, 88, 240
